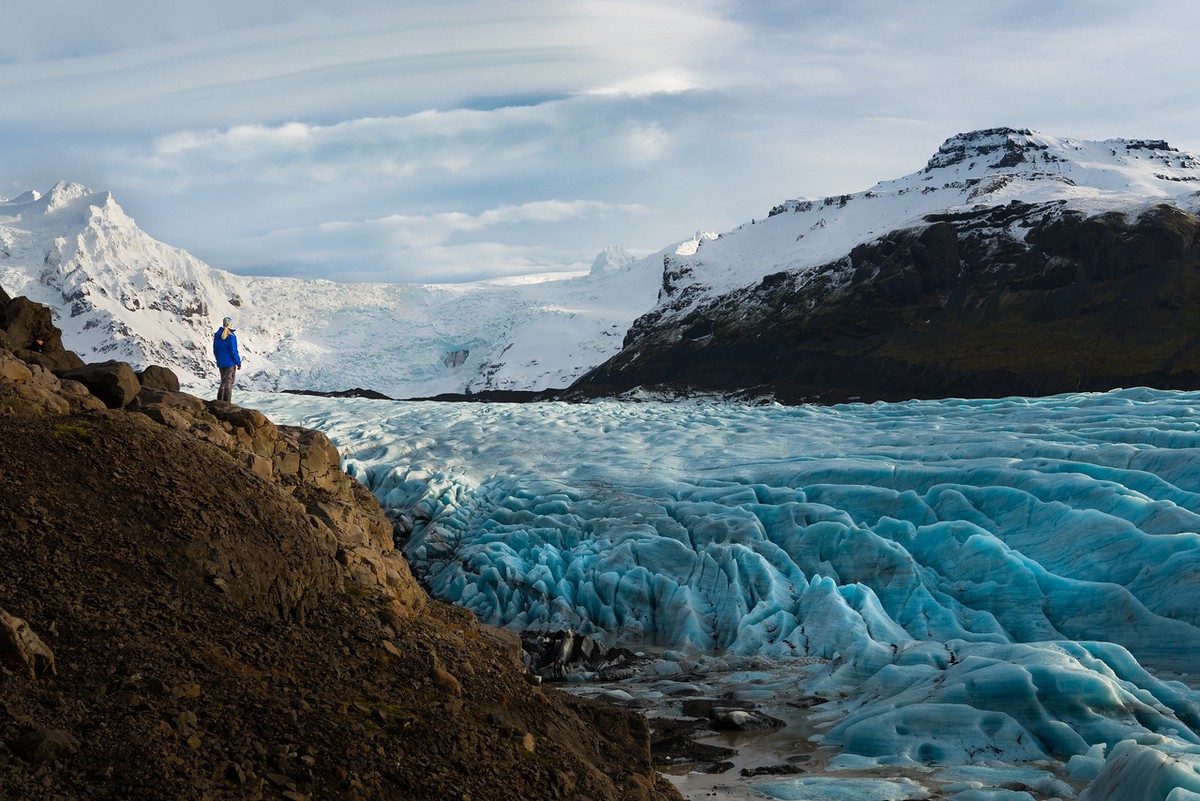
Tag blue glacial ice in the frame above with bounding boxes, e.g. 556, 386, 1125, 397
248, 388, 1200, 801
751, 775, 931, 800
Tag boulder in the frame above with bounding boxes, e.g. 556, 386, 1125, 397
138, 404, 194, 431
1, 295, 65, 353
20, 348, 85, 374
131, 387, 207, 414
0, 381, 72, 416
0, 293, 84, 373
0, 349, 33, 383
9, 727, 80, 764
137, 364, 180, 392
61, 360, 142, 408
0, 350, 105, 415
26, 362, 62, 387
0, 607, 56, 679
56, 379, 107, 413
709, 708, 785, 732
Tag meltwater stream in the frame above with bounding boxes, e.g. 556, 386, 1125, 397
248, 389, 1200, 801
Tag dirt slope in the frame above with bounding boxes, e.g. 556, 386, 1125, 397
0, 406, 678, 800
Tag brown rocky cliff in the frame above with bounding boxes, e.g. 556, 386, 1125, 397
128, 387, 427, 619
0, 289, 681, 801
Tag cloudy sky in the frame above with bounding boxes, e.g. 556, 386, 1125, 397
2, 0, 1199, 283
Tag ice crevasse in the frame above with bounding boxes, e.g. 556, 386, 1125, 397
249, 388, 1200, 800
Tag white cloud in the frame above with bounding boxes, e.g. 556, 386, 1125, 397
0, 1, 737, 132
620, 124, 672, 164
123, 97, 698, 194
3, 1, 1200, 285
212, 199, 649, 283
127, 107, 559, 188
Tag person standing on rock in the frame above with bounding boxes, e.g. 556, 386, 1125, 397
213, 316, 242, 402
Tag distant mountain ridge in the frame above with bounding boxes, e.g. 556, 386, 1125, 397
1, 183, 664, 397
570, 128, 1200, 402
644, 128, 1200, 319
4, 127, 1200, 401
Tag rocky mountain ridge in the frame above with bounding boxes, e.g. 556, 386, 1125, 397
0, 284, 680, 801
0, 184, 663, 398
568, 129, 1200, 402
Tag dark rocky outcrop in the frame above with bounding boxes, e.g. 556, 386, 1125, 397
570, 202, 1200, 403
60, 360, 142, 408
9, 727, 81, 765
136, 364, 181, 392
282, 387, 394, 400
0, 349, 106, 416
521, 630, 643, 682
0, 287, 681, 801
0, 293, 83, 373
677, 699, 784, 732
649, 717, 737, 773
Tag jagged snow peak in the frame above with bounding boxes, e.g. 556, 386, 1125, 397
589, 245, 636, 275
1, 184, 249, 383
0, 184, 667, 396
658, 127, 1200, 307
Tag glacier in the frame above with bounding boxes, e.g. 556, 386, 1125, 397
248, 387, 1200, 801
0, 182, 667, 397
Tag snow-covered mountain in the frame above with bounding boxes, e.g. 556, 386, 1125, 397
0, 182, 667, 397
5, 128, 1200, 400
574, 128, 1200, 402
671, 127, 1200, 306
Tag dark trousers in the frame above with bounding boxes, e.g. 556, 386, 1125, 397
218, 366, 237, 402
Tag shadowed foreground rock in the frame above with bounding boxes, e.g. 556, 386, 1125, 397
0, 287, 680, 801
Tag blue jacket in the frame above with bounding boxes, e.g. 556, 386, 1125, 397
213, 327, 241, 368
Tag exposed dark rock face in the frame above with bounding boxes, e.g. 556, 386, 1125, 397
570, 203, 1200, 404
923, 127, 1050, 171
521, 630, 643, 682
283, 387, 395, 400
